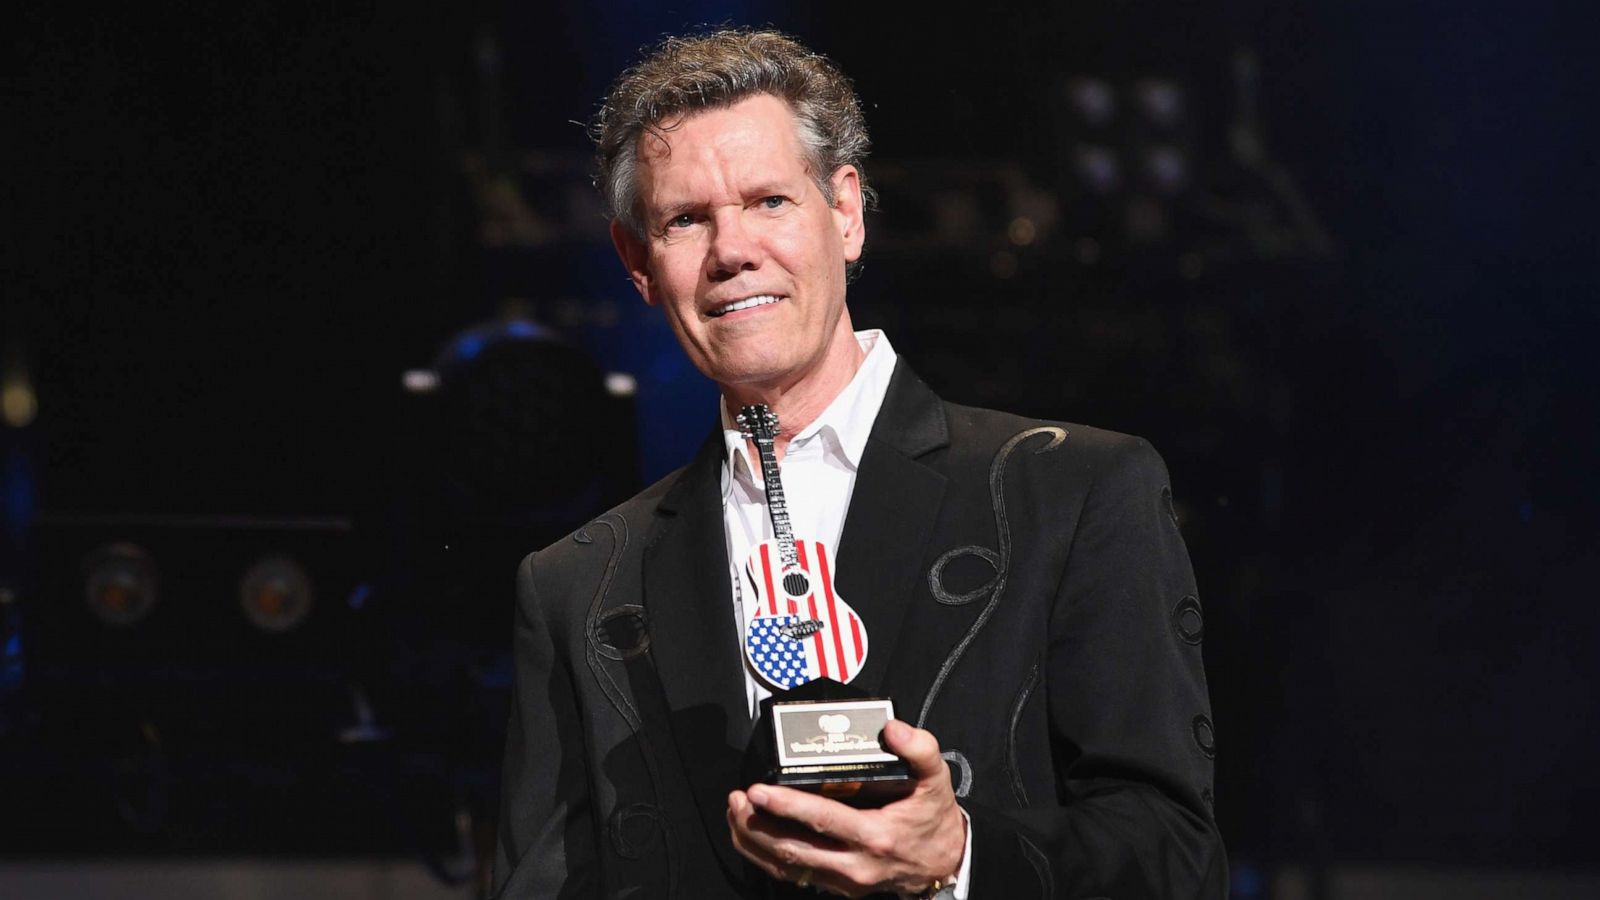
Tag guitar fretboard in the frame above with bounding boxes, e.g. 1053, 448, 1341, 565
738, 405, 800, 571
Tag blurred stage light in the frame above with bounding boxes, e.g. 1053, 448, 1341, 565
1047, 69, 1240, 265
1008, 216, 1038, 246
1, 367, 37, 429
402, 369, 441, 394
1065, 77, 1116, 127
239, 555, 314, 633
1134, 78, 1185, 129
1073, 145, 1121, 194
604, 372, 637, 397
1145, 145, 1190, 194
84, 543, 159, 627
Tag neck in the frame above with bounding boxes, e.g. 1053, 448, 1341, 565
722, 325, 865, 462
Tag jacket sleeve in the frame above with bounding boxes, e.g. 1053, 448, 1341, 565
964, 438, 1227, 899
491, 552, 601, 899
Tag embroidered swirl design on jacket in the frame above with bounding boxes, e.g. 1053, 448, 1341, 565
609, 802, 666, 860
580, 515, 640, 727
918, 426, 1066, 727
1005, 660, 1041, 807
577, 515, 678, 891
940, 749, 974, 799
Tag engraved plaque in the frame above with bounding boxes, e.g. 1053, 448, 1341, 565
745, 678, 913, 807
773, 699, 897, 768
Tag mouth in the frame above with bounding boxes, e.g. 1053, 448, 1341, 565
706, 294, 784, 318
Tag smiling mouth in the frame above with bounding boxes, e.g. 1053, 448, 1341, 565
706, 294, 784, 318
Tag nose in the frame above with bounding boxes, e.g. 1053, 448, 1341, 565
706, 210, 762, 280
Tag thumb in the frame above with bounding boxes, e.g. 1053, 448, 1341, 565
883, 719, 947, 782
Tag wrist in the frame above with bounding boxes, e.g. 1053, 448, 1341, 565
917, 804, 967, 898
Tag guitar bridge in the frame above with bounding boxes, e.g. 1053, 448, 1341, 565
779, 619, 825, 640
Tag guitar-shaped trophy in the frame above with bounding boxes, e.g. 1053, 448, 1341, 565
735, 404, 912, 806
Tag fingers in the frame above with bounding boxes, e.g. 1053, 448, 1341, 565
727, 790, 789, 881
728, 790, 860, 892
725, 723, 961, 896
728, 791, 778, 880
746, 783, 862, 845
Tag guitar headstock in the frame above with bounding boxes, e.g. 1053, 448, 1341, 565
736, 404, 780, 441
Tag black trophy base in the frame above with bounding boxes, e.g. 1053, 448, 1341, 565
743, 678, 914, 808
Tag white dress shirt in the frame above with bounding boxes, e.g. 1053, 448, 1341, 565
717, 329, 971, 898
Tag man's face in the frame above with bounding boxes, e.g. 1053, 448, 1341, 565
611, 93, 866, 396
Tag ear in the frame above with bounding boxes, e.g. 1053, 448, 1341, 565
829, 165, 866, 264
609, 218, 657, 305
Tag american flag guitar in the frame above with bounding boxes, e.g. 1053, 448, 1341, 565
736, 405, 869, 690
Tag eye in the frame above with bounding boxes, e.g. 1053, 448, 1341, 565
760, 195, 786, 209
667, 213, 695, 230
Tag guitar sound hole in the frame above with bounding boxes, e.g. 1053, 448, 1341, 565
783, 572, 811, 597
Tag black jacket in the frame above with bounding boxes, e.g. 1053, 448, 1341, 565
493, 361, 1226, 898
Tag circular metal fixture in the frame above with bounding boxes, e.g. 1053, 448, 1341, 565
84, 543, 160, 627
238, 555, 314, 633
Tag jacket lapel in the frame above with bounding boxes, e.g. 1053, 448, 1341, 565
833, 362, 950, 696
643, 429, 752, 880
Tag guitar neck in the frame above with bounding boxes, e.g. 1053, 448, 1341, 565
751, 433, 800, 568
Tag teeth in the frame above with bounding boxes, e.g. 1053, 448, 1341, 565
710, 294, 782, 317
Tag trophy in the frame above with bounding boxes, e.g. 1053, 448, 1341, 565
735, 405, 912, 807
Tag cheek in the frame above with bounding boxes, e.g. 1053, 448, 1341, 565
769, 230, 828, 279
651, 250, 706, 299
790, 216, 843, 268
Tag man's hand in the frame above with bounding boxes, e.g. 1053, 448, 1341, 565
726, 719, 965, 897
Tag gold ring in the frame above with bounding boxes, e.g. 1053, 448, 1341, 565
794, 867, 813, 889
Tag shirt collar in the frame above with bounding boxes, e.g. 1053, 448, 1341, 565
719, 329, 897, 483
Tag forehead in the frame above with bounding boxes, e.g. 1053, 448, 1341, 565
635, 93, 811, 202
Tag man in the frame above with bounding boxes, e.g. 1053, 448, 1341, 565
493, 29, 1224, 899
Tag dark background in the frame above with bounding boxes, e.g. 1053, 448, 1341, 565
4, 0, 1597, 894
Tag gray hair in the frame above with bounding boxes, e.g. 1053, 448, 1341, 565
593, 28, 875, 252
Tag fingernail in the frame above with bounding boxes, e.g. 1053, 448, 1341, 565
748, 785, 770, 807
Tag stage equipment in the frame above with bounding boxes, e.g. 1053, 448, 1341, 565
238, 554, 314, 633
83, 542, 160, 627
421, 313, 636, 515
1046, 55, 1331, 270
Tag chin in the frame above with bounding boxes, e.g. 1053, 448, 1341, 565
703, 354, 798, 390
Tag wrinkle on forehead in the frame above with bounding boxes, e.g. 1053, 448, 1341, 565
634, 95, 814, 199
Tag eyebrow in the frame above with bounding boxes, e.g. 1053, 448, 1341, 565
744, 182, 796, 200
656, 200, 700, 221
650, 180, 803, 224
